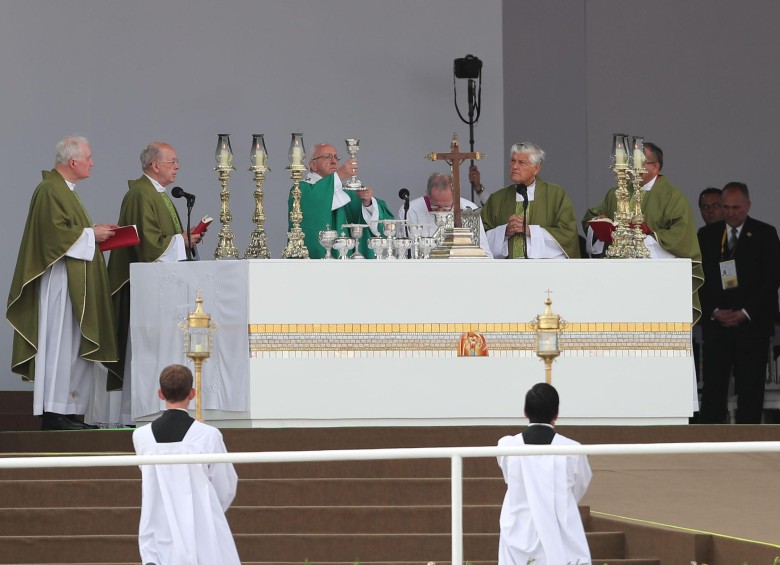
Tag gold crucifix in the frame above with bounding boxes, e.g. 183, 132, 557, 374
425, 133, 484, 227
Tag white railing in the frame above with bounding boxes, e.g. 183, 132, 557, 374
3, 441, 780, 564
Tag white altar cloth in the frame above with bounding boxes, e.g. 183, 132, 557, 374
129, 261, 248, 419
131, 259, 695, 426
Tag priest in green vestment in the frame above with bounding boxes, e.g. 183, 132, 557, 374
288, 142, 393, 259
582, 142, 703, 324
106, 142, 203, 395
480, 142, 580, 259
6, 136, 118, 430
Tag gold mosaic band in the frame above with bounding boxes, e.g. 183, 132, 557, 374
249, 322, 691, 334
248, 322, 692, 355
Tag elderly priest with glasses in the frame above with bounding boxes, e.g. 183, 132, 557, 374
290, 142, 393, 258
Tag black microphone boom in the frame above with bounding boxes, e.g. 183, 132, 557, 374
171, 186, 196, 202
399, 187, 410, 219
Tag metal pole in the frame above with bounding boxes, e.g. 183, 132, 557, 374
451, 454, 464, 565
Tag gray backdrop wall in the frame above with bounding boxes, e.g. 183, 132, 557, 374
0, 0, 505, 390
2, 0, 779, 392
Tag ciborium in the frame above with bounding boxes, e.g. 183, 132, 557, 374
213, 134, 240, 260
318, 224, 338, 259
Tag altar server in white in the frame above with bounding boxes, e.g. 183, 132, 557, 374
133, 364, 241, 565
397, 172, 492, 257
497, 383, 592, 565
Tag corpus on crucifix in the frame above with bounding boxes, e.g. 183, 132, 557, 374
425, 133, 484, 228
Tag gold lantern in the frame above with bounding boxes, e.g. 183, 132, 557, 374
178, 291, 217, 420
530, 293, 564, 384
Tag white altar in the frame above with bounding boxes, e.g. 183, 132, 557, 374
130, 259, 696, 427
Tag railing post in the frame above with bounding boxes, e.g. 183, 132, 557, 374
451, 454, 463, 565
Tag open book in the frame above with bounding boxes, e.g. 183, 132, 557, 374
587, 218, 616, 244
192, 215, 213, 235
99, 225, 140, 252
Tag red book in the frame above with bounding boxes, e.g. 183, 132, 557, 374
99, 225, 140, 252
587, 218, 616, 244
192, 215, 213, 235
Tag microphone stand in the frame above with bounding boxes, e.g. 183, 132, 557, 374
455, 70, 482, 202
516, 184, 528, 259
467, 77, 477, 203
521, 196, 529, 259
185, 196, 195, 261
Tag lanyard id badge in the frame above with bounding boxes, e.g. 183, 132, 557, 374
719, 259, 738, 289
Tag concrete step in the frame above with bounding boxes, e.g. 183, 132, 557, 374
0, 530, 629, 564
0, 505, 596, 537
0, 477, 507, 508
585, 530, 625, 560
0, 533, 499, 563
0, 457, 500, 480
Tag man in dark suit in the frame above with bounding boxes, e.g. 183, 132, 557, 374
698, 182, 780, 423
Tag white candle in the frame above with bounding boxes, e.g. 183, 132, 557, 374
615, 146, 627, 165
254, 149, 267, 168
219, 149, 230, 168
195, 344, 202, 352
291, 146, 303, 166
633, 148, 645, 168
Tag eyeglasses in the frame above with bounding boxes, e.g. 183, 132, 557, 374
700, 203, 721, 210
311, 154, 341, 162
644, 160, 658, 165
156, 158, 180, 165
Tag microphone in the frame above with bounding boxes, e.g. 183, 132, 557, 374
516, 183, 528, 210
171, 186, 196, 202
399, 187, 410, 216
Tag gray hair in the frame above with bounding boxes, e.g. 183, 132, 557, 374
140, 142, 165, 170
509, 142, 545, 165
426, 172, 453, 197
55, 136, 89, 165
307, 143, 329, 171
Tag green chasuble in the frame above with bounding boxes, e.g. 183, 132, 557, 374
6, 170, 118, 381
289, 173, 394, 259
581, 175, 704, 323
481, 178, 580, 259
105, 176, 184, 388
